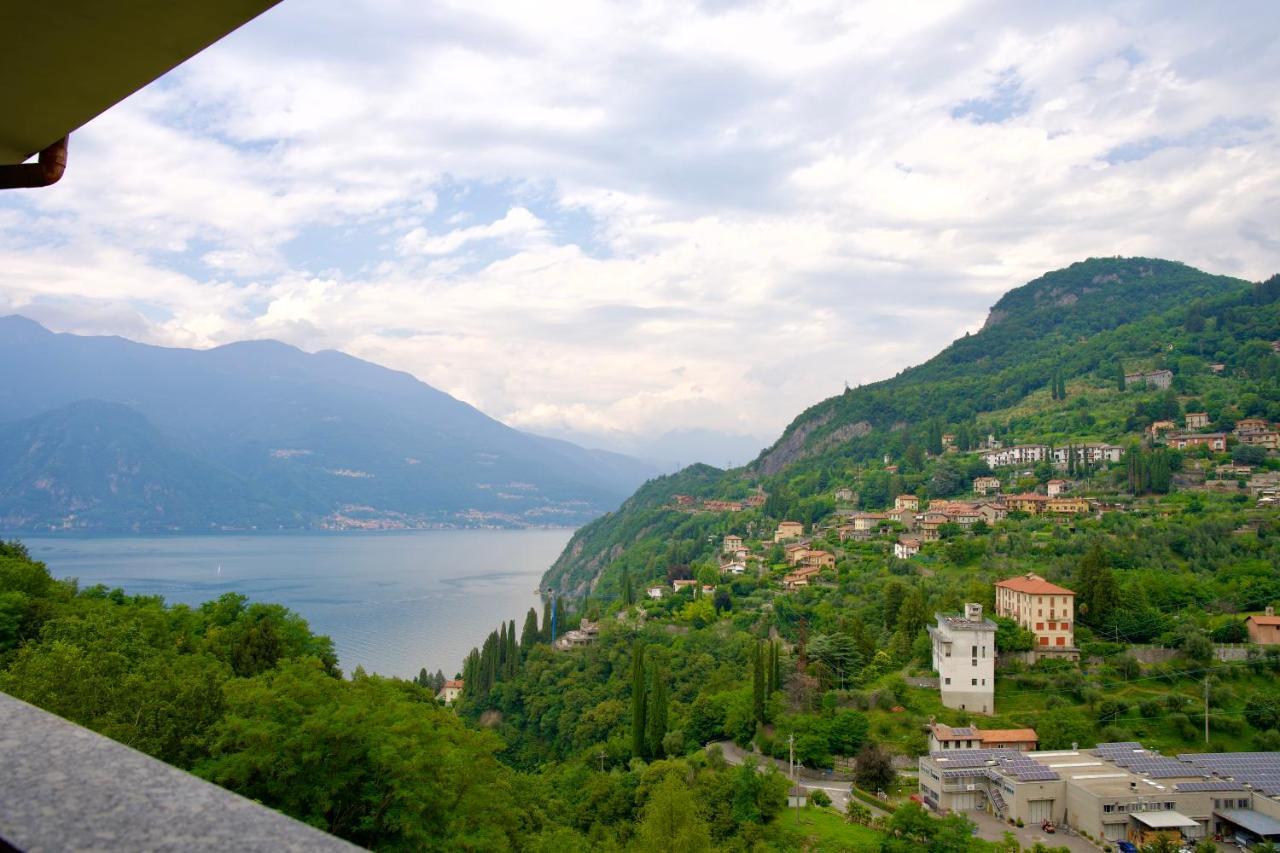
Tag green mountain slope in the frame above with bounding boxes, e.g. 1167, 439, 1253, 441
543, 257, 1280, 597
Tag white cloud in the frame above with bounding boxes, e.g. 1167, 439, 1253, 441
399, 207, 547, 255
1, 0, 1278, 447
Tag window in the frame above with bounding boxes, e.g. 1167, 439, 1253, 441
1165, 803, 1175, 811
945, 678, 951, 685
1057, 637, 1066, 646
1036, 622, 1044, 630
971, 678, 977, 686
1048, 621, 1056, 630
1039, 636, 1048, 645
1104, 804, 1115, 814
971, 645, 978, 657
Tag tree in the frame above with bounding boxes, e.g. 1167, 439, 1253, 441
994, 616, 1035, 653
1036, 707, 1094, 750
846, 800, 872, 826
1143, 835, 1181, 853
1076, 544, 1120, 628
520, 607, 540, 653
541, 598, 553, 642
646, 666, 668, 759
199, 660, 518, 850
634, 775, 712, 853
808, 633, 861, 689
631, 644, 648, 758
828, 710, 870, 756
620, 565, 635, 606
769, 640, 782, 696
1244, 691, 1280, 731
926, 420, 943, 457
751, 641, 766, 724
853, 742, 895, 793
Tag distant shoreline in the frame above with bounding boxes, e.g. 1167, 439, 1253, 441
1, 525, 580, 541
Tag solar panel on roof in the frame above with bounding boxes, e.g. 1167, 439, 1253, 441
1176, 781, 1245, 792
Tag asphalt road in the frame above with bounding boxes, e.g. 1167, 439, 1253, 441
711, 740, 892, 815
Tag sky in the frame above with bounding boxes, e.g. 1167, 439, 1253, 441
2, 0, 1278, 461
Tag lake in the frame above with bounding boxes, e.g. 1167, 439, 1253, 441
17, 530, 574, 679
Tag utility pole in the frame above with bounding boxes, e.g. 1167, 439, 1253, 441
1204, 675, 1210, 744
790, 733, 798, 826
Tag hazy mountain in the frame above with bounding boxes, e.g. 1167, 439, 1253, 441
0, 317, 657, 532
533, 425, 769, 472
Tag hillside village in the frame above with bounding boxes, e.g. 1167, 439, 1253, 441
441, 261, 1280, 850
488, 398, 1280, 848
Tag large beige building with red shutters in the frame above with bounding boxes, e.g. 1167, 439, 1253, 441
995, 573, 1078, 660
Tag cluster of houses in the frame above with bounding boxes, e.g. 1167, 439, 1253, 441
554, 618, 602, 650
1235, 417, 1280, 450
1125, 368, 1174, 389
980, 443, 1125, 470
1155, 413, 1280, 454
831, 485, 1097, 556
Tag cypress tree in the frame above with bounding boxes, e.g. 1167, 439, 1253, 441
498, 622, 508, 670
768, 640, 780, 695
521, 608, 539, 654
542, 598, 552, 642
620, 565, 634, 605
646, 666, 668, 758
752, 641, 766, 724
631, 644, 648, 759
1116, 363, 1127, 391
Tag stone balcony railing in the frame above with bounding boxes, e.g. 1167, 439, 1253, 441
0, 691, 360, 852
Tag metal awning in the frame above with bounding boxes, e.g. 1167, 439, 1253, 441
1216, 810, 1280, 838
0, 0, 283, 165
1132, 812, 1200, 829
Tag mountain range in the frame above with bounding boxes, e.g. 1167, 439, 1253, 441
542, 256, 1280, 597
0, 316, 657, 532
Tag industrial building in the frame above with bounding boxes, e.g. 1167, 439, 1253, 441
919, 742, 1280, 847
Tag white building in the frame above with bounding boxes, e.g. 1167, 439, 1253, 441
437, 679, 463, 705
1051, 444, 1124, 468
894, 537, 921, 559
646, 586, 665, 599
928, 603, 996, 715
982, 445, 1049, 469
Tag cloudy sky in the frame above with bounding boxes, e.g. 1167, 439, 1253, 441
2, 0, 1278, 460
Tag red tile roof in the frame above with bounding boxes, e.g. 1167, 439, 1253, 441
1248, 616, 1280, 626
979, 728, 1039, 744
995, 572, 1074, 596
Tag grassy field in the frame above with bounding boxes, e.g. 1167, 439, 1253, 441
774, 805, 1002, 852
774, 806, 883, 853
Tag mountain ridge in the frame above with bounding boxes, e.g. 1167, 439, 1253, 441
0, 318, 657, 532
542, 256, 1277, 597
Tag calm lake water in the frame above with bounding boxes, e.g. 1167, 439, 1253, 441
17, 530, 573, 679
